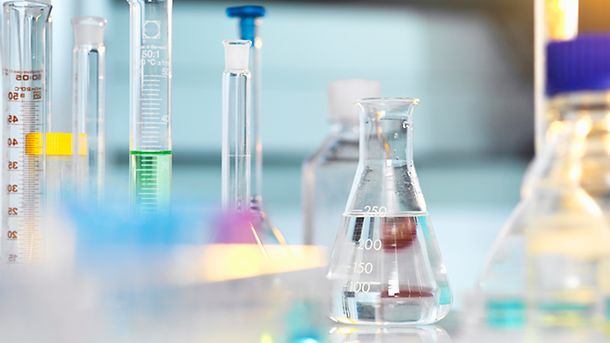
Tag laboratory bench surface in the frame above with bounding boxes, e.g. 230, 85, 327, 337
3, 157, 567, 341
105, 156, 529, 305
2, 263, 609, 342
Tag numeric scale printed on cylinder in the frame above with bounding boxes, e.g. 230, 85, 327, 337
4, 71, 46, 263
2, 1, 51, 264
128, 0, 172, 213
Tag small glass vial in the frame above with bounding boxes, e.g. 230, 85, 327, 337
302, 79, 380, 247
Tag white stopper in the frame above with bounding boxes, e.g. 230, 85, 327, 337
223, 40, 251, 71
72, 16, 107, 46
329, 79, 381, 124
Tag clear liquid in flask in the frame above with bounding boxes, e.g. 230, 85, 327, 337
328, 214, 450, 325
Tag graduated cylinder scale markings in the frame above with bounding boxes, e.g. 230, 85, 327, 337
130, 151, 171, 209
139, 62, 166, 151
5, 74, 45, 263
2, 1, 51, 264
128, 0, 172, 213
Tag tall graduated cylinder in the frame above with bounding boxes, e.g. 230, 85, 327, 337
328, 98, 452, 325
1, 1, 52, 264
128, 0, 172, 212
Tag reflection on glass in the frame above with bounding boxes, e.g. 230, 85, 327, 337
329, 325, 451, 343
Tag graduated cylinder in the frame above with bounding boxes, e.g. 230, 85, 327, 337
1, 1, 52, 264
128, 0, 173, 212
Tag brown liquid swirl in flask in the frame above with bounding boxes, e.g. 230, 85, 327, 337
381, 216, 418, 251
380, 216, 434, 298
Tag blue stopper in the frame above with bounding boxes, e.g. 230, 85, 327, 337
226, 5, 266, 42
547, 34, 610, 97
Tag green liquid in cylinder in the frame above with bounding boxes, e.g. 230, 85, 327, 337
130, 151, 172, 213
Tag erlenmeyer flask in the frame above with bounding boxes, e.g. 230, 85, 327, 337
327, 97, 452, 325
478, 119, 610, 328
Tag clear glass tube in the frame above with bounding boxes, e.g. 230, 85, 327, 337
221, 40, 251, 210
128, 0, 172, 213
226, 6, 265, 203
72, 16, 107, 202
251, 19, 263, 203
1, 1, 52, 264
227, 6, 285, 245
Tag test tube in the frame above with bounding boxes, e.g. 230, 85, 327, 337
221, 40, 251, 210
127, 0, 173, 213
1, 1, 52, 263
72, 17, 107, 202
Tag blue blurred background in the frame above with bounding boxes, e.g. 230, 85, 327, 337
48, 0, 536, 304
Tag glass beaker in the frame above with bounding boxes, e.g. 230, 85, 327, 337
327, 97, 452, 325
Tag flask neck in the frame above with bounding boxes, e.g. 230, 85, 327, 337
344, 98, 426, 215
359, 110, 413, 165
